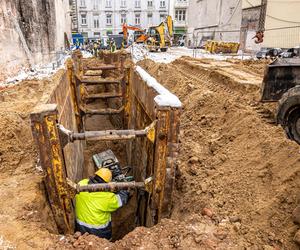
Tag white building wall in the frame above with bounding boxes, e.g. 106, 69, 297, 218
77, 0, 170, 38
55, 0, 72, 49
187, 0, 242, 47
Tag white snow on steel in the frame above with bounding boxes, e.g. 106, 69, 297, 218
135, 65, 182, 108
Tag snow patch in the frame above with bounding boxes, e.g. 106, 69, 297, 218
1, 53, 70, 86
135, 66, 182, 108
131, 44, 253, 64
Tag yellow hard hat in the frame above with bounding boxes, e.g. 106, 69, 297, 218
95, 168, 112, 183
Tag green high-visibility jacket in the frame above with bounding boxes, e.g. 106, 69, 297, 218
75, 179, 122, 228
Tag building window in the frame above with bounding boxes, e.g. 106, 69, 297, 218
160, 0, 166, 8
160, 14, 166, 22
175, 9, 186, 21
135, 0, 141, 8
93, 0, 98, 10
135, 14, 140, 25
106, 14, 112, 25
121, 0, 126, 7
94, 32, 101, 37
121, 14, 127, 24
94, 15, 99, 28
80, 0, 86, 7
147, 13, 153, 24
106, 0, 112, 7
81, 14, 87, 25
147, 1, 153, 7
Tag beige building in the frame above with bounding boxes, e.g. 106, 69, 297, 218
186, 0, 242, 47
169, 0, 189, 42
241, 0, 300, 50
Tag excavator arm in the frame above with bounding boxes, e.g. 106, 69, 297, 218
122, 24, 147, 42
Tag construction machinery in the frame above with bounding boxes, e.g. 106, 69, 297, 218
122, 24, 147, 44
146, 15, 173, 52
205, 40, 240, 54
261, 58, 300, 144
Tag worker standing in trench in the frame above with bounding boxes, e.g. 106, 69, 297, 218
75, 168, 129, 240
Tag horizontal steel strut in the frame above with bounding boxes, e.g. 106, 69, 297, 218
58, 121, 156, 146
67, 177, 153, 193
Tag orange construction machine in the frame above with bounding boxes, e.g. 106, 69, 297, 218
122, 24, 147, 44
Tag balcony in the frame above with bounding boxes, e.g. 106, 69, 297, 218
174, 1, 188, 8
174, 20, 187, 28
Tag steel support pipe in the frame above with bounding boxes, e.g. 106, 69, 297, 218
76, 181, 145, 192
72, 129, 147, 141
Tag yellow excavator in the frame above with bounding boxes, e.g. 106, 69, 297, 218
146, 15, 173, 52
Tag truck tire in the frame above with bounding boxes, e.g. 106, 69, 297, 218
277, 85, 300, 144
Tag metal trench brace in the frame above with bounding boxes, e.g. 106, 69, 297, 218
57, 121, 156, 194
58, 121, 156, 147
67, 177, 153, 196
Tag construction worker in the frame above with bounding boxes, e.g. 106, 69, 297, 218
121, 39, 126, 49
76, 39, 80, 49
93, 41, 98, 56
75, 168, 129, 239
110, 38, 116, 52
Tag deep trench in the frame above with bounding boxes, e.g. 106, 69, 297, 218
79, 64, 137, 240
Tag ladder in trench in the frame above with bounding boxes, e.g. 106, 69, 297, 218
75, 58, 127, 130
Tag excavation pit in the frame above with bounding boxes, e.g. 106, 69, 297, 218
30, 51, 181, 239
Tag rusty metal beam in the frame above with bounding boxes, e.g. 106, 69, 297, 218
58, 121, 155, 144
80, 105, 124, 115
76, 181, 144, 192
84, 65, 117, 71
152, 109, 169, 224
79, 78, 121, 85
30, 104, 73, 234
67, 177, 153, 193
85, 92, 122, 99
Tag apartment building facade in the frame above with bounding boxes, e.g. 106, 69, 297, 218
169, 0, 189, 39
73, 0, 170, 38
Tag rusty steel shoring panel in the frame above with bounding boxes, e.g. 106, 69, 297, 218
152, 109, 169, 223
67, 59, 83, 132
30, 104, 73, 234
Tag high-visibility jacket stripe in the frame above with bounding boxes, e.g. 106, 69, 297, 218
76, 219, 110, 229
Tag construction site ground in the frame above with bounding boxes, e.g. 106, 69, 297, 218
0, 53, 300, 249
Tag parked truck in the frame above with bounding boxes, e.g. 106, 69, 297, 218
261, 58, 300, 144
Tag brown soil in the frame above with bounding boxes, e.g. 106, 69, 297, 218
0, 73, 64, 249
1, 56, 300, 250
137, 57, 300, 249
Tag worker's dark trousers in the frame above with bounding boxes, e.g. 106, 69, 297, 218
75, 221, 112, 240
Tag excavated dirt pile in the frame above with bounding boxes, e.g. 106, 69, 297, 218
0, 76, 63, 249
137, 57, 300, 249
1, 56, 300, 249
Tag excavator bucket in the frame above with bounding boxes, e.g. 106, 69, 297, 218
261, 58, 300, 102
